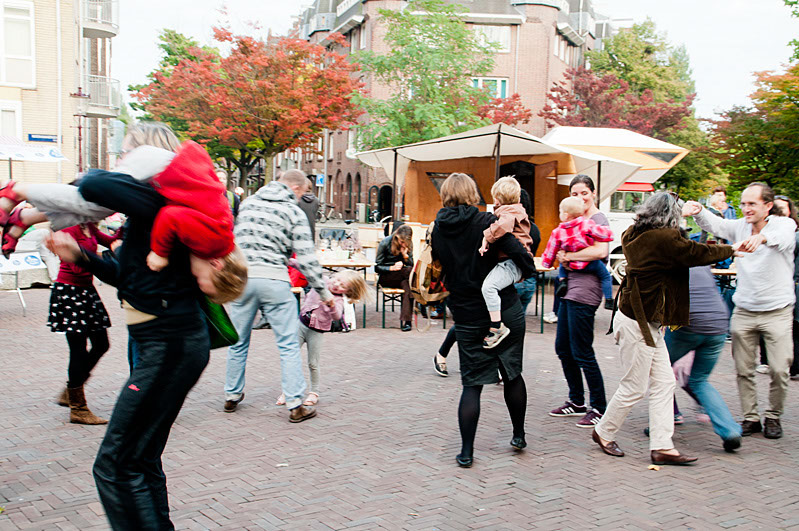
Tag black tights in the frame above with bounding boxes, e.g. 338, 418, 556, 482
66, 330, 110, 388
458, 363, 527, 457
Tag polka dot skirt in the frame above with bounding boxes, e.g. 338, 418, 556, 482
47, 282, 111, 334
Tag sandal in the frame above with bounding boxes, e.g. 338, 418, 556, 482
2, 207, 27, 258
0, 181, 20, 223
303, 392, 319, 406
275, 393, 286, 406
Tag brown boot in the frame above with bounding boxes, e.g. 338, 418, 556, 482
56, 387, 69, 407
67, 386, 108, 425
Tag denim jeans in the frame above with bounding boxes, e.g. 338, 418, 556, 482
554, 298, 606, 413
514, 276, 537, 315
226, 278, 306, 410
665, 329, 742, 441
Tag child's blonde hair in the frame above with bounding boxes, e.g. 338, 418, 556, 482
491, 176, 521, 206
210, 246, 248, 304
335, 270, 370, 303
560, 197, 584, 218
125, 122, 182, 152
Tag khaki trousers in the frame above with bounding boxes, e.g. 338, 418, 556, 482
731, 305, 794, 421
595, 312, 676, 451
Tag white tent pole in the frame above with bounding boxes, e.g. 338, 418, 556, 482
392, 149, 398, 221
494, 130, 502, 182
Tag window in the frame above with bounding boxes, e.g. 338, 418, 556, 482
317, 137, 324, 161
347, 128, 357, 151
0, 99, 20, 137
472, 77, 508, 99
472, 25, 511, 53
610, 191, 652, 213
350, 28, 358, 53
1, 2, 34, 87
326, 132, 334, 160
359, 23, 367, 49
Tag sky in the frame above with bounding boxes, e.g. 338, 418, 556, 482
114, 0, 799, 119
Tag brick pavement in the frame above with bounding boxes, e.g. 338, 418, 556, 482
2, 284, 799, 530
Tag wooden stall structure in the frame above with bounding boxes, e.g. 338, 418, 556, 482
355, 124, 641, 253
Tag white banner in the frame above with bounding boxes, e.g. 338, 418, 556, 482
0, 252, 47, 273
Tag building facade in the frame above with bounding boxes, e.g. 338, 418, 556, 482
288, 0, 621, 220
0, 0, 120, 184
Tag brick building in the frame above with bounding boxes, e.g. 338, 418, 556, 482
288, 0, 621, 220
0, 0, 120, 184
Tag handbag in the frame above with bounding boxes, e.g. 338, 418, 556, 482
199, 296, 239, 349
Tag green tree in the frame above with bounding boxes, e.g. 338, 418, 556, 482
784, 0, 799, 60
353, 0, 498, 149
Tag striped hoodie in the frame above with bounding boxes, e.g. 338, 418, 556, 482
235, 181, 332, 301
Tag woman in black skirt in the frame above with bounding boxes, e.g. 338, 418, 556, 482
431, 173, 536, 467
50, 222, 121, 424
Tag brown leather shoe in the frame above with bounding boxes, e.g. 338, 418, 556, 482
289, 405, 317, 423
741, 419, 762, 436
764, 418, 783, 439
650, 450, 698, 466
592, 428, 624, 457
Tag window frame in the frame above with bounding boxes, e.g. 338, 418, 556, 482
0, 0, 35, 89
472, 77, 509, 99
0, 98, 21, 138
472, 24, 511, 54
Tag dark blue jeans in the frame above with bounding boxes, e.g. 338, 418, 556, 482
94, 324, 210, 530
554, 299, 606, 413
514, 276, 537, 314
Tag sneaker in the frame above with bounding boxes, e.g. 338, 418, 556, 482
756, 364, 770, 374
543, 312, 558, 324
604, 298, 614, 310
674, 414, 684, 425
764, 418, 783, 439
483, 323, 510, 349
289, 405, 317, 423
224, 393, 244, 413
555, 279, 568, 298
549, 401, 587, 417
252, 317, 271, 330
576, 409, 602, 428
434, 354, 448, 377
791, 374, 799, 381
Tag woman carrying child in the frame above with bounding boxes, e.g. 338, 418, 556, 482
548, 175, 611, 429
51, 221, 122, 425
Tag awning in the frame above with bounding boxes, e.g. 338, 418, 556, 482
355, 123, 641, 205
616, 182, 654, 192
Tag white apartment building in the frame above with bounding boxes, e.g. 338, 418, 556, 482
0, 0, 120, 184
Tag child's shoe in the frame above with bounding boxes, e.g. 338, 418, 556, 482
555, 279, 568, 298
483, 323, 510, 349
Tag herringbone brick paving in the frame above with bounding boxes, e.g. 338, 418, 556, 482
1, 284, 798, 530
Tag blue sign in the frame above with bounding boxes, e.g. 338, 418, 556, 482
316, 174, 325, 187
28, 134, 57, 143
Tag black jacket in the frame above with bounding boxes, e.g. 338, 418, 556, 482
298, 193, 319, 242
375, 235, 414, 276
78, 171, 203, 323
431, 205, 536, 322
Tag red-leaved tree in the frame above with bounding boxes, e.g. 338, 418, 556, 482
476, 93, 533, 126
539, 67, 694, 139
134, 29, 363, 179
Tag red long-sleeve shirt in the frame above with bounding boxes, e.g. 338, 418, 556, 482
540, 217, 613, 269
56, 224, 122, 287
150, 141, 235, 260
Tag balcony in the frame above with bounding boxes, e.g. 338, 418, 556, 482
83, 0, 119, 39
78, 75, 121, 118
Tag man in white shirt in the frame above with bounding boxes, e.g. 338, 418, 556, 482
685, 182, 796, 440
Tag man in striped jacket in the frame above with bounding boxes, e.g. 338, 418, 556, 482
224, 169, 332, 422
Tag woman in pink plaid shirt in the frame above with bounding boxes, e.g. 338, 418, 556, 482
541, 197, 614, 309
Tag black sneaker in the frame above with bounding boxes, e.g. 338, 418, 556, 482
434, 355, 448, 377
549, 401, 587, 417
252, 317, 271, 330
604, 298, 614, 310
224, 393, 244, 413
723, 437, 742, 453
741, 419, 762, 436
555, 279, 568, 298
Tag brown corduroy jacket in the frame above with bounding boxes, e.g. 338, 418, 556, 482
617, 226, 734, 347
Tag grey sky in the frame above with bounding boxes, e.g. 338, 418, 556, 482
115, 0, 799, 119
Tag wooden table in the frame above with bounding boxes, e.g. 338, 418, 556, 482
318, 256, 375, 329
534, 257, 556, 334
711, 268, 736, 290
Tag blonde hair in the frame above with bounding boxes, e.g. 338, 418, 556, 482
125, 122, 182, 152
210, 246, 248, 304
335, 270, 370, 303
491, 176, 521, 206
560, 197, 584, 218
440, 173, 480, 207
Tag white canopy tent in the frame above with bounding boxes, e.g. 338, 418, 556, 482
0, 136, 68, 179
542, 126, 689, 185
355, 124, 641, 218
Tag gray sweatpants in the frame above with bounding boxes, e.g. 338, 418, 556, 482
481, 259, 522, 313
298, 323, 324, 394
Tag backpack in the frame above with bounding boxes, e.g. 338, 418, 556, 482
409, 222, 449, 305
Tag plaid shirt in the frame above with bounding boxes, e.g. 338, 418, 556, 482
541, 217, 613, 269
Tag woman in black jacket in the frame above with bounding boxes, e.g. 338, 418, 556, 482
431, 173, 536, 467
375, 224, 414, 331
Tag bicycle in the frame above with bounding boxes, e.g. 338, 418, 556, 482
316, 204, 343, 223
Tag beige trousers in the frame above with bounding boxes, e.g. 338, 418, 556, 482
595, 312, 676, 451
730, 305, 794, 421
